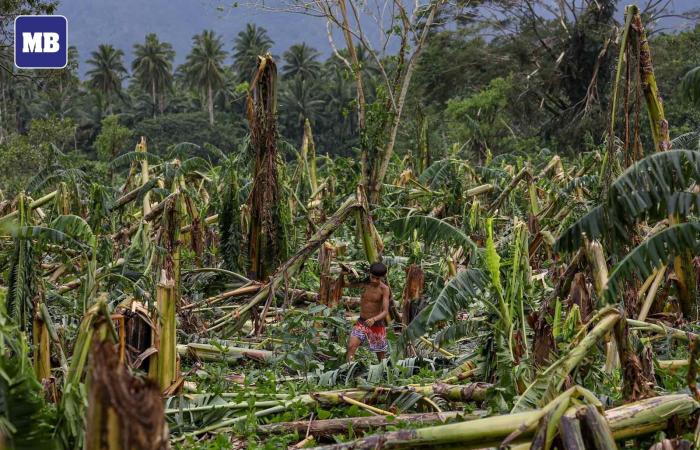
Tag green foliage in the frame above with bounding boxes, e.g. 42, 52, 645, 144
445, 77, 520, 160
94, 115, 133, 162
0, 297, 58, 450
86, 44, 128, 111
131, 112, 242, 155
484, 217, 502, 296
0, 117, 77, 196
606, 223, 700, 301
6, 194, 35, 332
557, 149, 700, 253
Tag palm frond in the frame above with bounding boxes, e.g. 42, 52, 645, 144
175, 157, 211, 178
167, 142, 201, 160
390, 214, 478, 251
418, 159, 466, 189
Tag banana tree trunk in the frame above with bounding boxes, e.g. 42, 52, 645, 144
246, 54, 284, 281
301, 118, 319, 195
355, 185, 383, 263
32, 304, 51, 381
86, 314, 168, 450
631, 6, 694, 319
314, 394, 698, 450
258, 411, 471, 436
318, 242, 340, 307
417, 116, 429, 175
136, 137, 151, 258
584, 239, 608, 298
149, 275, 178, 391
402, 264, 425, 327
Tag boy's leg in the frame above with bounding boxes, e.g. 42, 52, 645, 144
347, 335, 362, 362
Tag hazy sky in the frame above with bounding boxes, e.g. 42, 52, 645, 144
56, 0, 698, 76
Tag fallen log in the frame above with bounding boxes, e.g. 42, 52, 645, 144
257, 411, 480, 436
0, 189, 58, 223
111, 192, 177, 241
309, 394, 699, 449
182, 282, 361, 311
177, 343, 273, 363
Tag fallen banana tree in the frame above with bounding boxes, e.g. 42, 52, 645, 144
169, 382, 491, 440
257, 411, 481, 436
207, 193, 378, 333
310, 390, 699, 449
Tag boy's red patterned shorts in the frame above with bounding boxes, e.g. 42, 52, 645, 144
351, 319, 388, 353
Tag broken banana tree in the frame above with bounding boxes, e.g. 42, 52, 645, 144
85, 304, 168, 450
246, 53, 287, 281
207, 196, 362, 334
311, 388, 698, 450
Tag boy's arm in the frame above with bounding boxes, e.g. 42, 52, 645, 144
366, 287, 390, 326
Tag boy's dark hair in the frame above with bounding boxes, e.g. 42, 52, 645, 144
369, 262, 387, 277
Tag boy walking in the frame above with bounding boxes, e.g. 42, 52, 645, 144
342, 263, 390, 361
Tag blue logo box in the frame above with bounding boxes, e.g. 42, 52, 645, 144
14, 15, 68, 69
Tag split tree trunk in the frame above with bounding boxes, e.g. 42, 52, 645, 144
246, 54, 284, 281
402, 264, 425, 327
86, 318, 168, 450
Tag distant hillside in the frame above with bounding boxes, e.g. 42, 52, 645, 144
58, 0, 698, 77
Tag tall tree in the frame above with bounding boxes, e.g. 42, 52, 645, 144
233, 23, 273, 82
183, 30, 227, 125
132, 33, 175, 117
282, 43, 321, 80
86, 44, 127, 114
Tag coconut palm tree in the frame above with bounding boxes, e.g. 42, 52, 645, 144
279, 75, 324, 142
282, 43, 321, 80
232, 23, 273, 82
85, 44, 127, 114
183, 30, 227, 125
131, 33, 175, 117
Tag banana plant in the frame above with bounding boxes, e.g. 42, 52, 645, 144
556, 147, 700, 318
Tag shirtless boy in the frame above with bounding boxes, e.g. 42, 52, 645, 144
342, 262, 391, 361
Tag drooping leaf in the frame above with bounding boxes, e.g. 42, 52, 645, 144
110, 151, 163, 169
390, 214, 478, 252
605, 222, 700, 302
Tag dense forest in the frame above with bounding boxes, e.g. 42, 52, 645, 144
3, 0, 700, 449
